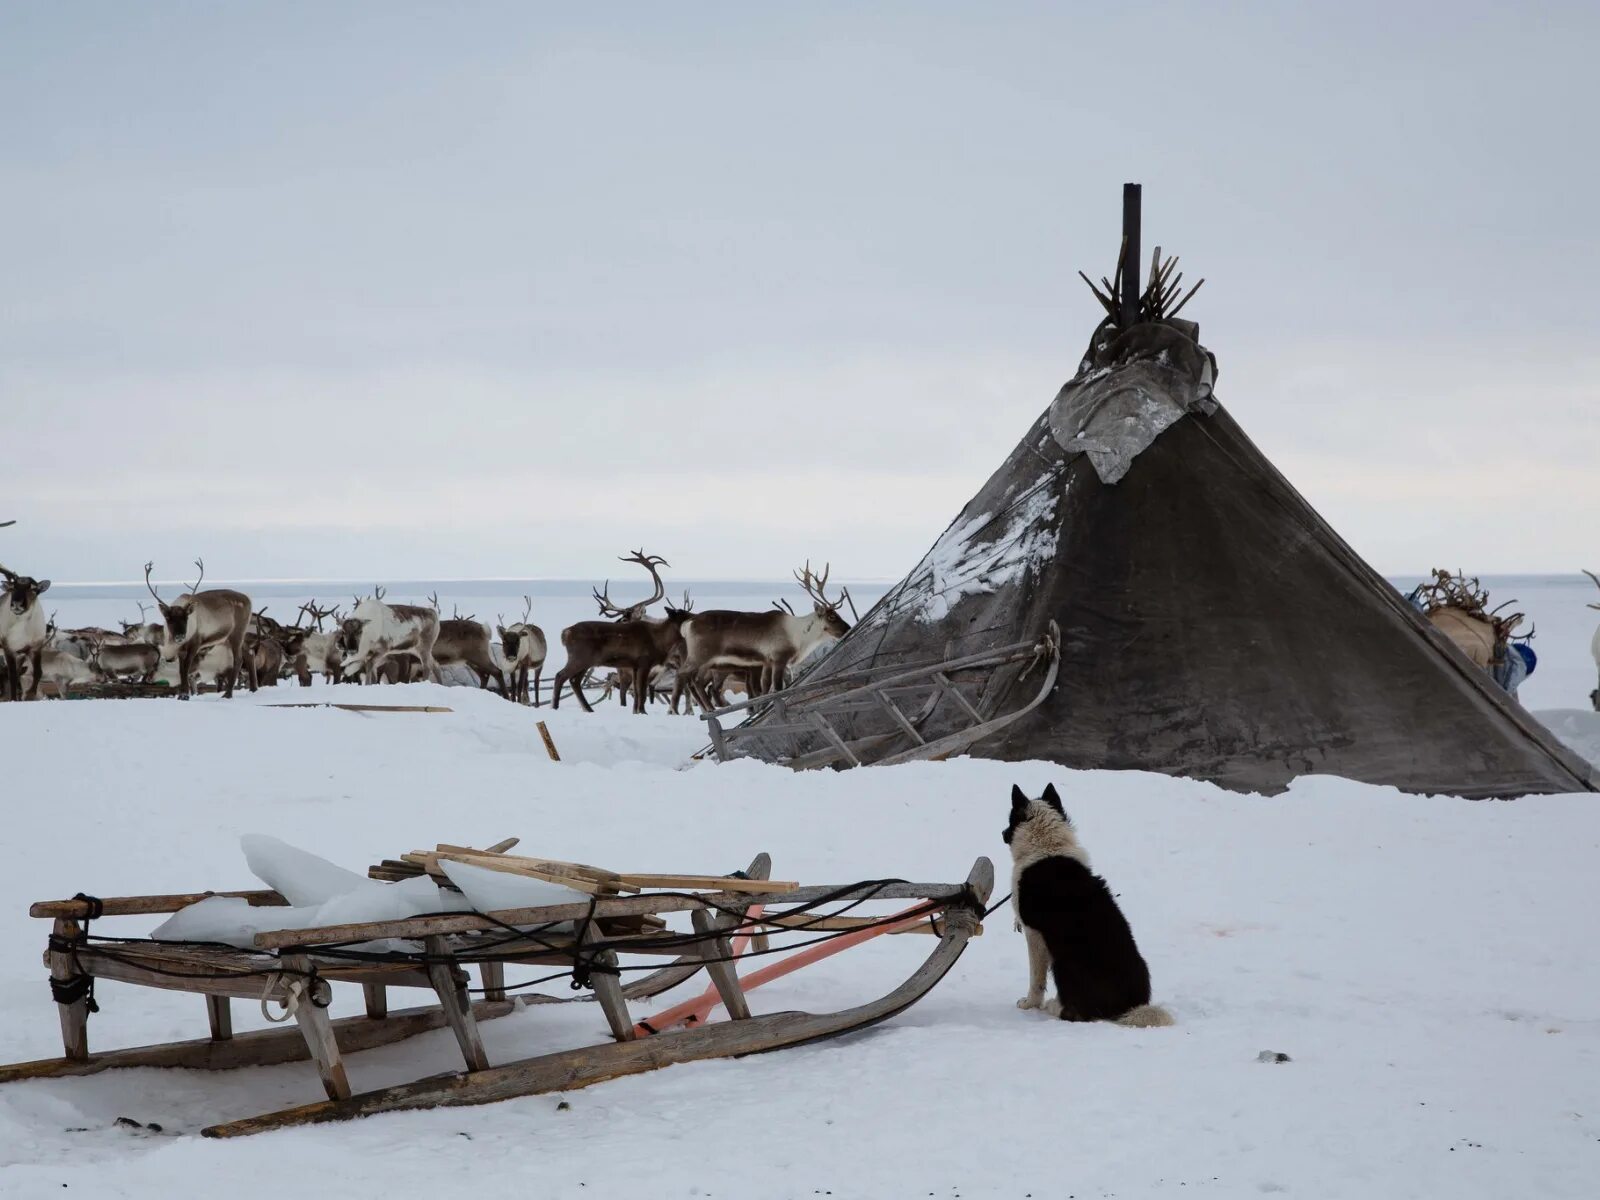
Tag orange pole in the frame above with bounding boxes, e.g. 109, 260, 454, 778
633, 902, 936, 1037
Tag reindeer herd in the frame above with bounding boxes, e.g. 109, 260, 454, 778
0, 530, 860, 714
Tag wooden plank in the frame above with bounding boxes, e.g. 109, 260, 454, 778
31, 890, 288, 919
874, 690, 926, 744
206, 996, 233, 1041
690, 908, 749, 1020
931, 671, 984, 724
580, 923, 633, 1042
203, 857, 993, 1137
0, 998, 524, 1084
362, 983, 388, 1020
479, 960, 506, 1003
49, 919, 89, 1061
282, 954, 350, 1101
417, 849, 629, 892
68, 947, 433, 999
614, 874, 797, 894
264, 703, 452, 713
536, 720, 560, 761
430, 853, 612, 895
750, 912, 977, 936
252, 880, 978, 949
705, 716, 730, 761
808, 711, 861, 767
424, 936, 489, 1072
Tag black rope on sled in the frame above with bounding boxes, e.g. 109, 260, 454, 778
47, 895, 105, 1012
57, 877, 987, 1003
46, 932, 100, 1013
49, 971, 99, 1012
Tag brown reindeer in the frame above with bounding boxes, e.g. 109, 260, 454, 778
244, 608, 286, 687
435, 618, 507, 692
553, 551, 691, 714
673, 561, 853, 713
497, 594, 548, 705
145, 559, 254, 697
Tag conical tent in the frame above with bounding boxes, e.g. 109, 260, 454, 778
730, 280, 1596, 799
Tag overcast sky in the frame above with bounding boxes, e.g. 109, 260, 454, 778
3, 1, 1596, 583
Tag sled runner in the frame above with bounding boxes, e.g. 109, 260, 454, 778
1, 846, 990, 1137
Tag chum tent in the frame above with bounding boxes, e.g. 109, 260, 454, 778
714, 191, 1596, 799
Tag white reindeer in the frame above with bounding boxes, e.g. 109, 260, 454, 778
497, 595, 548, 705
0, 562, 53, 701
340, 586, 440, 684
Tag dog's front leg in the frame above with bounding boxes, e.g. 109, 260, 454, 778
1017, 927, 1049, 1010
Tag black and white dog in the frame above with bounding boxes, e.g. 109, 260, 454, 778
1004, 783, 1173, 1027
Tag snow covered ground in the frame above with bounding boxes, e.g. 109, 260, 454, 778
0, 685, 1597, 1198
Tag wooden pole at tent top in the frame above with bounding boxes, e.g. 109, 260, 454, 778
1119, 182, 1142, 329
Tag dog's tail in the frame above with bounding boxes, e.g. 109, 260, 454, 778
1115, 1003, 1175, 1028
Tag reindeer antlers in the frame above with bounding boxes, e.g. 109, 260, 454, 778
143, 561, 163, 603
595, 549, 669, 620
794, 559, 853, 617
1583, 568, 1600, 611
522, 594, 534, 623
187, 557, 205, 593
0, 560, 17, 583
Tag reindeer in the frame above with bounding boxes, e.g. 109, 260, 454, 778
1584, 569, 1600, 712
28, 649, 104, 695
244, 608, 286, 687
421, 593, 503, 692
145, 559, 254, 697
120, 602, 164, 647
88, 634, 161, 683
497, 595, 548, 706
0, 561, 53, 701
614, 590, 695, 712
280, 601, 342, 686
553, 551, 691, 714
340, 586, 439, 684
673, 562, 853, 713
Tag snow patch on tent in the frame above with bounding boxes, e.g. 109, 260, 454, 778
869, 483, 1061, 626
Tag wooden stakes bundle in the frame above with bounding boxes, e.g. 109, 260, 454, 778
368, 842, 801, 900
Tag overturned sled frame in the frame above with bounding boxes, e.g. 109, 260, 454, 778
701, 622, 1061, 768
1, 853, 991, 1137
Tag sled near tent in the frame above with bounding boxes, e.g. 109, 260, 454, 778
0, 847, 991, 1137
713, 187, 1596, 800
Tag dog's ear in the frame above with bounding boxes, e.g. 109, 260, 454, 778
1040, 783, 1065, 815
1009, 784, 1031, 822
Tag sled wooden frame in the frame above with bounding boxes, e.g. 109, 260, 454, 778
1, 853, 991, 1138
701, 621, 1061, 768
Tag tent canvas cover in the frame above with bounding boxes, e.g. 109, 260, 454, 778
733, 295, 1596, 800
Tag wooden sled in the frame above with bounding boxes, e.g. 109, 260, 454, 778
1, 852, 991, 1138
701, 622, 1061, 768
